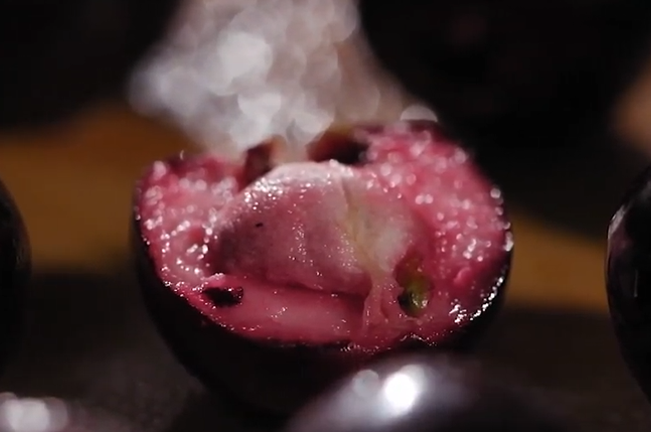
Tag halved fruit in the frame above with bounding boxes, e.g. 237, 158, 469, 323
132, 120, 512, 414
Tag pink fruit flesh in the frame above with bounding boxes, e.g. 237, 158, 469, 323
135, 122, 511, 353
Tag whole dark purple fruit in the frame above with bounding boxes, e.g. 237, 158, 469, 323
0, 0, 180, 129
0, 394, 137, 432
0, 179, 30, 371
132, 121, 512, 414
606, 165, 651, 403
284, 353, 570, 432
359, 0, 651, 149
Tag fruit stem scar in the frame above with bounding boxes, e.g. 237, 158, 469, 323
396, 253, 431, 317
204, 286, 244, 308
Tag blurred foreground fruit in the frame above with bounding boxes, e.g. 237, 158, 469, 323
284, 353, 570, 432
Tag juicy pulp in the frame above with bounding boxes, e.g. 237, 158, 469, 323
135, 122, 511, 352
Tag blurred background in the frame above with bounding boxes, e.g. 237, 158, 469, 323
2, 0, 651, 310
2, 0, 651, 430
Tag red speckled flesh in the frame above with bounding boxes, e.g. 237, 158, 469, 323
135, 122, 511, 352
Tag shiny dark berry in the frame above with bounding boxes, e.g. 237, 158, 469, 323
0, 178, 30, 371
284, 353, 570, 432
359, 0, 651, 150
606, 165, 651, 403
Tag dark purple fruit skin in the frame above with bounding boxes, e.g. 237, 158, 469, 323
0, 0, 180, 130
284, 353, 570, 432
133, 220, 359, 415
606, 165, 651, 403
359, 0, 651, 150
0, 180, 31, 372
131, 157, 512, 415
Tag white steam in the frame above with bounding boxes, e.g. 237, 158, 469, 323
129, 0, 437, 157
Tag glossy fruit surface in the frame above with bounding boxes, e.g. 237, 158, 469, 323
0, 394, 133, 432
606, 165, 651, 402
132, 121, 512, 414
0, 179, 30, 372
0, 0, 180, 129
284, 353, 570, 432
359, 0, 651, 149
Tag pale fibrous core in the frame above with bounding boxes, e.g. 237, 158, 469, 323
128, 0, 437, 157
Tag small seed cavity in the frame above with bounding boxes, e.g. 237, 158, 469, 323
204, 286, 244, 308
395, 253, 431, 317
397, 280, 431, 317
308, 131, 369, 166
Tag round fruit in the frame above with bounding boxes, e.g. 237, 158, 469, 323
284, 353, 570, 432
606, 165, 651, 402
0, 394, 133, 432
132, 120, 512, 414
359, 0, 651, 149
0, 0, 180, 129
0, 180, 30, 372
